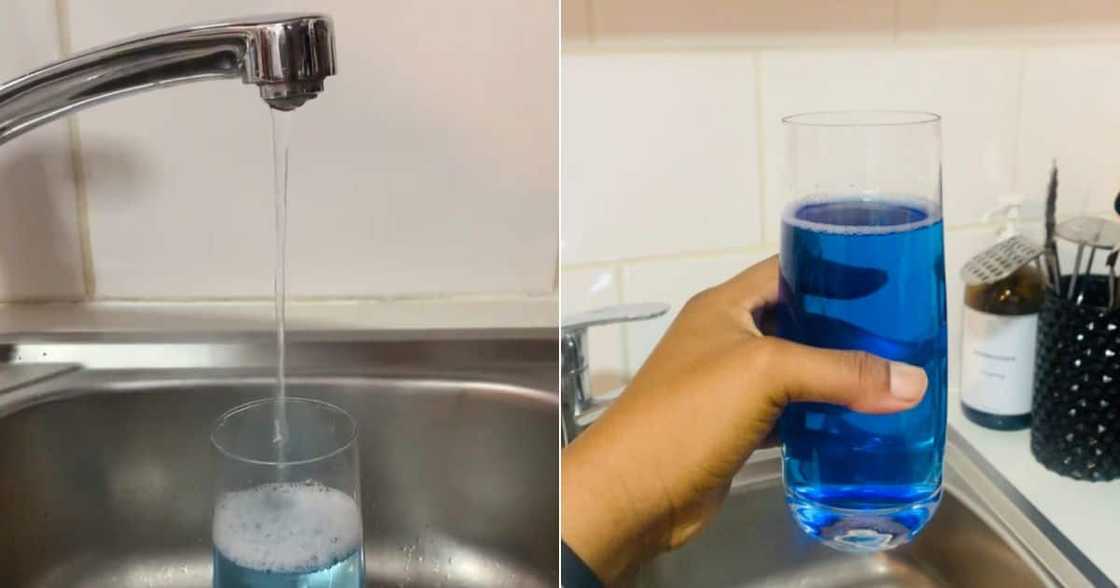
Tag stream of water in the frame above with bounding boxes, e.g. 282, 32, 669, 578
271, 109, 292, 458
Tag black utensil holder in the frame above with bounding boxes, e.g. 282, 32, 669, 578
1032, 275, 1120, 481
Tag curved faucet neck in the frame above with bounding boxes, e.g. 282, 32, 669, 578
0, 14, 335, 146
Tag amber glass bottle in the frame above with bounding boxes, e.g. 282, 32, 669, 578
960, 249, 1044, 430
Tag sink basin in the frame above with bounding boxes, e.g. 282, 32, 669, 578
0, 338, 557, 587
634, 433, 1109, 587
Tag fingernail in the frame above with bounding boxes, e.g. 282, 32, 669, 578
889, 362, 927, 401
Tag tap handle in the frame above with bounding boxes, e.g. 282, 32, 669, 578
562, 303, 669, 334
561, 303, 669, 439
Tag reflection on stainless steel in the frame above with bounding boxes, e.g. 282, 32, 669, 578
5, 329, 555, 373
0, 364, 79, 391
633, 437, 1112, 588
0, 336, 557, 587
0, 13, 335, 145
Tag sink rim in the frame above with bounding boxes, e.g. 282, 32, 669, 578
0, 367, 558, 421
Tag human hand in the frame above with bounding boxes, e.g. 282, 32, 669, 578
561, 256, 928, 584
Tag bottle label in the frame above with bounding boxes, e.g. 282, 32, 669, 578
960, 307, 1037, 416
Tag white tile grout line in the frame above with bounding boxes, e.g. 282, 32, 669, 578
67, 122, 95, 299
561, 243, 780, 271
751, 50, 769, 247
559, 218, 1061, 273
565, 34, 1120, 54
612, 263, 634, 381
1010, 47, 1028, 196
53, 0, 96, 300
0, 291, 558, 306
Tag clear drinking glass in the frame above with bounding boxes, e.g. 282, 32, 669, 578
777, 111, 948, 552
211, 398, 364, 587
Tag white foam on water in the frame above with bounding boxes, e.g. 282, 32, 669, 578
782, 194, 942, 236
213, 481, 362, 573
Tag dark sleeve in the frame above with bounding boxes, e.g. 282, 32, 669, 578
561, 540, 603, 588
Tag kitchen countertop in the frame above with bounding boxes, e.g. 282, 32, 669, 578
949, 387, 1120, 584
0, 297, 556, 339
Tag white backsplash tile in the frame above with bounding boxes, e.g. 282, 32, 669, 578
562, 52, 762, 264
1019, 45, 1120, 219
70, 0, 557, 299
620, 248, 775, 374
0, 0, 85, 301
2, 0, 64, 72
562, 266, 627, 393
758, 48, 1021, 242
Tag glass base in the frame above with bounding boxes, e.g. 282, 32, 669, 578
961, 403, 1030, 431
785, 488, 942, 552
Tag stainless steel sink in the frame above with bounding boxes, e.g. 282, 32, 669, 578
633, 433, 1111, 588
0, 335, 557, 587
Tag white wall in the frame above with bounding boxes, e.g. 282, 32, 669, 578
0, 1, 557, 303
562, 0, 1120, 393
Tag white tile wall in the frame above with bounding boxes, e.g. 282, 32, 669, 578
67, 0, 557, 299
561, 266, 627, 392
758, 48, 1021, 240
562, 5, 1120, 393
562, 52, 762, 264
1018, 45, 1120, 218
0, 1, 85, 301
620, 249, 774, 375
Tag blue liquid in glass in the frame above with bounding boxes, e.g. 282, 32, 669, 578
213, 548, 362, 588
212, 482, 363, 588
778, 196, 947, 552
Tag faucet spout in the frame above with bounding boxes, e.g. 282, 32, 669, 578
0, 14, 336, 144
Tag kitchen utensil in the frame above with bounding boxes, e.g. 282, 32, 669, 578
1044, 164, 1060, 291
1055, 216, 1120, 302
1107, 248, 1119, 310
961, 235, 1045, 287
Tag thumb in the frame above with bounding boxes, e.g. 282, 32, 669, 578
755, 337, 928, 414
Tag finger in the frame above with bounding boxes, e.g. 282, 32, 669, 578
714, 255, 780, 305
756, 337, 928, 414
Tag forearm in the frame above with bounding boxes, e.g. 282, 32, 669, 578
561, 430, 664, 585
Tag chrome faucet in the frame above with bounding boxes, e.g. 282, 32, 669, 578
0, 14, 336, 145
561, 303, 669, 443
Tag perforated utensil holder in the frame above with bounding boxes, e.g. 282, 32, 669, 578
1032, 276, 1120, 481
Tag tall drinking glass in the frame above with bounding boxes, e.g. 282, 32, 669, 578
777, 111, 947, 552
211, 398, 363, 587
